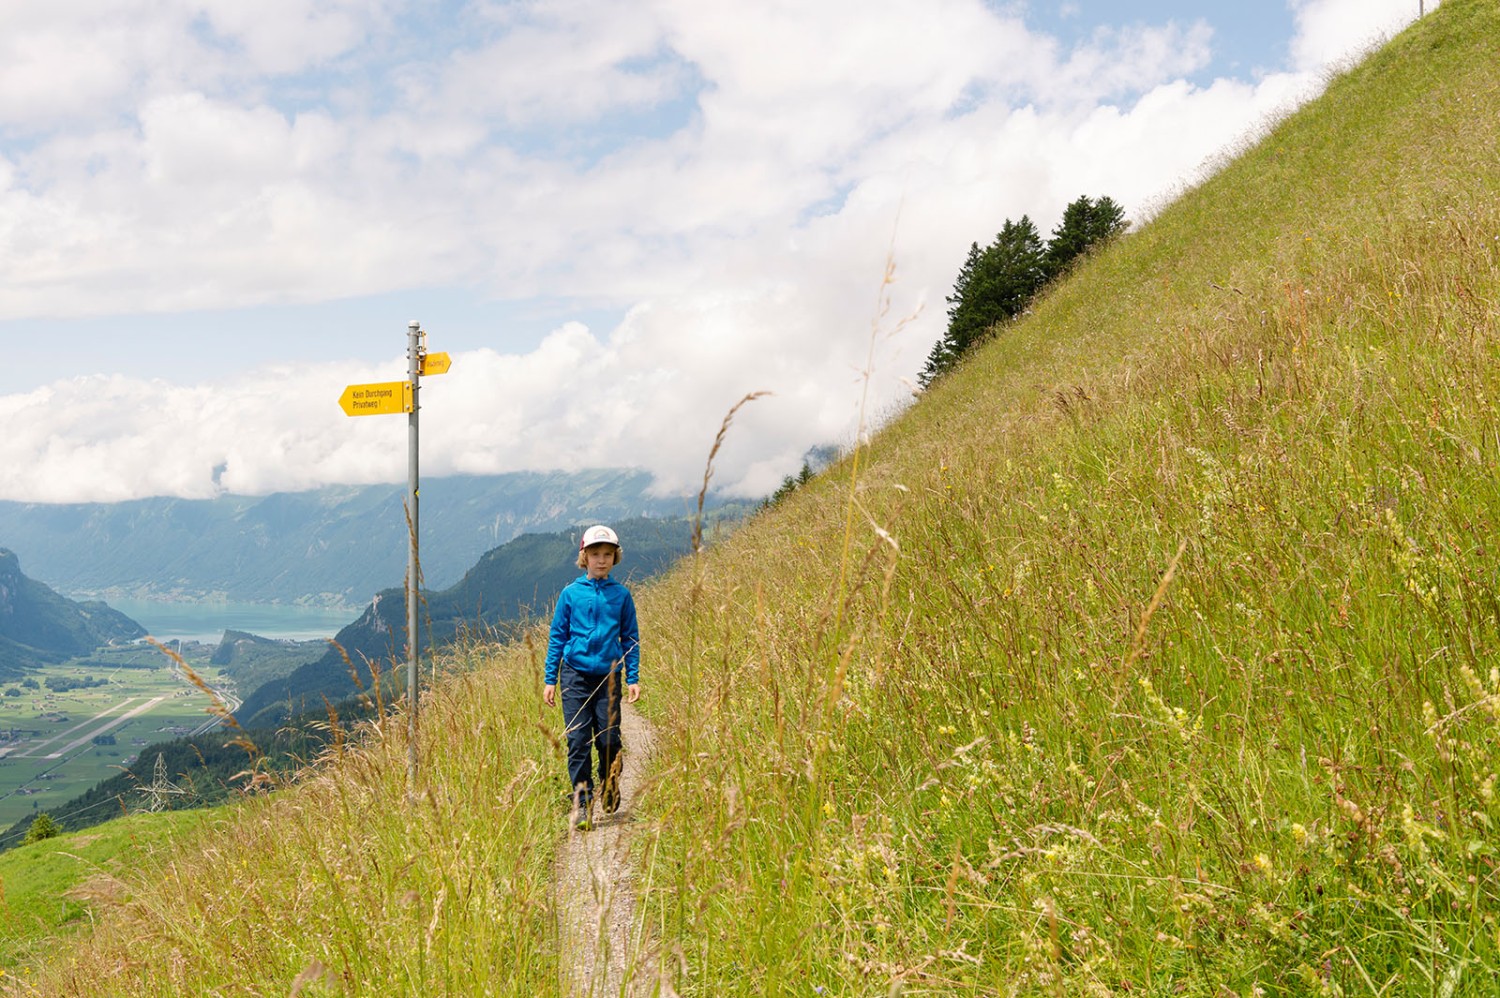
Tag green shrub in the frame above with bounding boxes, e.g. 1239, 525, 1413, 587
23, 813, 61, 846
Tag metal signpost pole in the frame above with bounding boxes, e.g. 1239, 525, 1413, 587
406, 320, 422, 789
338, 328, 449, 792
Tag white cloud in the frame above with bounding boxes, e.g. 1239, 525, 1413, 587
0, 22, 134, 126
0, 0, 1438, 503
194, 0, 381, 75
0, 360, 408, 503
1289, 0, 1437, 73
1057, 21, 1216, 103
432, 2, 688, 126
0, 1, 388, 131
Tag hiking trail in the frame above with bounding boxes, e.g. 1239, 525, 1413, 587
555, 702, 666, 997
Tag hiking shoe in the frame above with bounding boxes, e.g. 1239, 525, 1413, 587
572, 793, 594, 831
600, 776, 620, 814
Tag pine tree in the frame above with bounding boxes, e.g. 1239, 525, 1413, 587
1042, 195, 1127, 282
920, 217, 1045, 386
922, 196, 1125, 388
763, 461, 815, 509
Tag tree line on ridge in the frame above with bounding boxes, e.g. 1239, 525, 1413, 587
920, 194, 1127, 386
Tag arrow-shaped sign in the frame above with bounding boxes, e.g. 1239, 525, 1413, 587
338, 381, 412, 417
420, 352, 452, 376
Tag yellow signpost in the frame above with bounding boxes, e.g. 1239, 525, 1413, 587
337, 380, 412, 416
337, 327, 451, 791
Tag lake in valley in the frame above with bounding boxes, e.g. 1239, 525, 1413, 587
101, 598, 360, 644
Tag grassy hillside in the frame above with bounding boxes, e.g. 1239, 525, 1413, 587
0, 809, 213, 974
633, 3, 1500, 994
10, 2, 1499, 995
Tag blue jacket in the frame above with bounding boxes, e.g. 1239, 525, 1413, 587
544, 575, 640, 686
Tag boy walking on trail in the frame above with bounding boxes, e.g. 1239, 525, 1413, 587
543, 524, 641, 831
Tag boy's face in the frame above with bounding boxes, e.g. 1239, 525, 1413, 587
584, 543, 617, 579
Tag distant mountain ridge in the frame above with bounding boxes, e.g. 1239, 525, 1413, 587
0, 549, 145, 676
0, 470, 698, 607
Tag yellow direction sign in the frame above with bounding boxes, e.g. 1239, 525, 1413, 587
339, 381, 412, 417
420, 352, 452, 376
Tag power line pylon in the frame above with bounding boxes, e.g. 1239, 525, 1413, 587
137, 753, 193, 812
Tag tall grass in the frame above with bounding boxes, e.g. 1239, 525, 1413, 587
7, 635, 562, 997
0, 809, 214, 982
633, 2, 1500, 994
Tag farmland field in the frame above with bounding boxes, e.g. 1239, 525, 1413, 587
0, 644, 236, 828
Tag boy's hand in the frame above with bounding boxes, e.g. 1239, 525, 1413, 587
626, 683, 641, 703
543, 683, 556, 707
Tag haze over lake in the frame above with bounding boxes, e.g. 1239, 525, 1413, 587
102, 599, 355, 644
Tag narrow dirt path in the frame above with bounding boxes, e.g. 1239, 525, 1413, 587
555, 702, 662, 997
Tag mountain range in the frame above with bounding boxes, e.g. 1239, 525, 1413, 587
0, 469, 701, 607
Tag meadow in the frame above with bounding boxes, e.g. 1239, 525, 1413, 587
0, 809, 213, 977
6, 2, 1499, 995
0, 648, 232, 828
2, 637, 562, 995
633, 4, 1500, 993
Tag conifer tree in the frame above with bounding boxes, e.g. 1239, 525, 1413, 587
1042, 194, 1127, 282
921, 196, 1127, 387
920, 216, 1045, 386
763, 461, 814, 508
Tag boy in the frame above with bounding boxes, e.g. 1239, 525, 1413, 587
543, 524, 641, 830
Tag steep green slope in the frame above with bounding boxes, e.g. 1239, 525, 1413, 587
633, 3, 1500, 995
0, 549, 144, 676
0, 809, 214, 972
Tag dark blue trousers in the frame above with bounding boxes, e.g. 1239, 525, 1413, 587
559, 662, 622, 802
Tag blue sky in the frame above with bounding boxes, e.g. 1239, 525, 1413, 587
1031, 1, 1294, 82
0, 0, 1436, 503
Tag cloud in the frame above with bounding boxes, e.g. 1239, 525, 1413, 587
0, 0, 1437, 503
2, 0, 1420, 319
0, 1, 388, 132
1289, 0, 1439, 73
429, 2, 690, 127
0, 361, 406, 503
1056, 20, 1215, 103
193, 0, 383, 76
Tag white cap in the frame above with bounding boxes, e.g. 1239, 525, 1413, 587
579, 524, 620, 550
